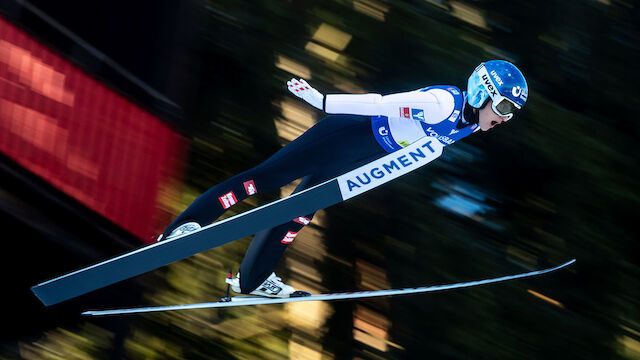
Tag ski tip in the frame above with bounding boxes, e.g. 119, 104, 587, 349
549, 259, 576, 272
562, 259, 577, 267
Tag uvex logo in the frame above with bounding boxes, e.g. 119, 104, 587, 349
490, 70, 504, 86
481, 74, 498, 97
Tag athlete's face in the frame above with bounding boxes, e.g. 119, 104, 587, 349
478, 100, 510, 131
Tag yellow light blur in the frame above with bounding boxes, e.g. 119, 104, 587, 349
305, 42, 341, 62
274, 98, 318, 144
311, 23, 352, 51
450, 1, 489, 30
288, 339, 325, 360
353, 305, 391, 352
275, 53, 312, 79
354, 0, 389, 22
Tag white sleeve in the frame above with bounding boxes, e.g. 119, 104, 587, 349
324, 89, 453, 124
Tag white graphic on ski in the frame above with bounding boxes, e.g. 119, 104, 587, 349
81, 259, 575, 316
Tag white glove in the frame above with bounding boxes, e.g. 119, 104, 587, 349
287, 78, 324, 110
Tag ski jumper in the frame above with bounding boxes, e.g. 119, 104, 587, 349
162, 85, 479, 293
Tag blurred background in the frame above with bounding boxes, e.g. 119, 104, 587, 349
0, 0, 638, 359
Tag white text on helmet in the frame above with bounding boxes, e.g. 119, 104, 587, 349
490, 70, 504, 86
511, 86, 528, 102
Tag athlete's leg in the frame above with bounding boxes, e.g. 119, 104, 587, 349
162, 115, 375, 239
237, 176, 316, 293
237, 131, 386, 293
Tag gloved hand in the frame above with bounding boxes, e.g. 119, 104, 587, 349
287, 78, 324, 110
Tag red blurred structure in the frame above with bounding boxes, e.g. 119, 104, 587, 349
0, 16, 186, 243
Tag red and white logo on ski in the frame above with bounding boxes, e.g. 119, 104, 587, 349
281, 231, 298, 244
243, 180, 258, 195
399, 107, 410, 118
293, 217, 311, 225
219, 191, 237, 209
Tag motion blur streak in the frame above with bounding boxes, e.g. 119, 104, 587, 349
0, 16, 186, 242
527, 289, 564, 308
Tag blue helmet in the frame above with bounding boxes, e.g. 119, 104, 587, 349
467, 60, 528, 119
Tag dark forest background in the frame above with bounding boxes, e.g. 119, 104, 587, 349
1, 0, 638, 359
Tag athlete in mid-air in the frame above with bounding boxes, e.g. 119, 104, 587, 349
158, 60, 529, 298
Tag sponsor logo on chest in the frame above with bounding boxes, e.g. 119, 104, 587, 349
411, 108, 425, 121
425, 127, 455, 145
447, 110, 460, 122
446, 87, 460, 95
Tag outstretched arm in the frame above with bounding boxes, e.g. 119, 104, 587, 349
287, 78, 446, 124
324, 91, 435, 118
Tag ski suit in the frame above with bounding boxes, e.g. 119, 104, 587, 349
162, 85, 480, 293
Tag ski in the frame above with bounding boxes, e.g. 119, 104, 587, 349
81, 259, 575, 316
32, 137, 444, 306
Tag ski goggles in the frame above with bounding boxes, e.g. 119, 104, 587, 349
490, 96, 519, 121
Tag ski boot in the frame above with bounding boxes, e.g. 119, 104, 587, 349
225, 271, 310, 298
156, 222, 201, 242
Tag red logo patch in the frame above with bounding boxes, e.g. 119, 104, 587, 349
293, 217, 311, 225
243, 180, 258, 195
399, 107, 410, 118
281, 231, 298, 244
219, 191, 237, 209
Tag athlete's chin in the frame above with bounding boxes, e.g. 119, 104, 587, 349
478, 119, 491, 131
